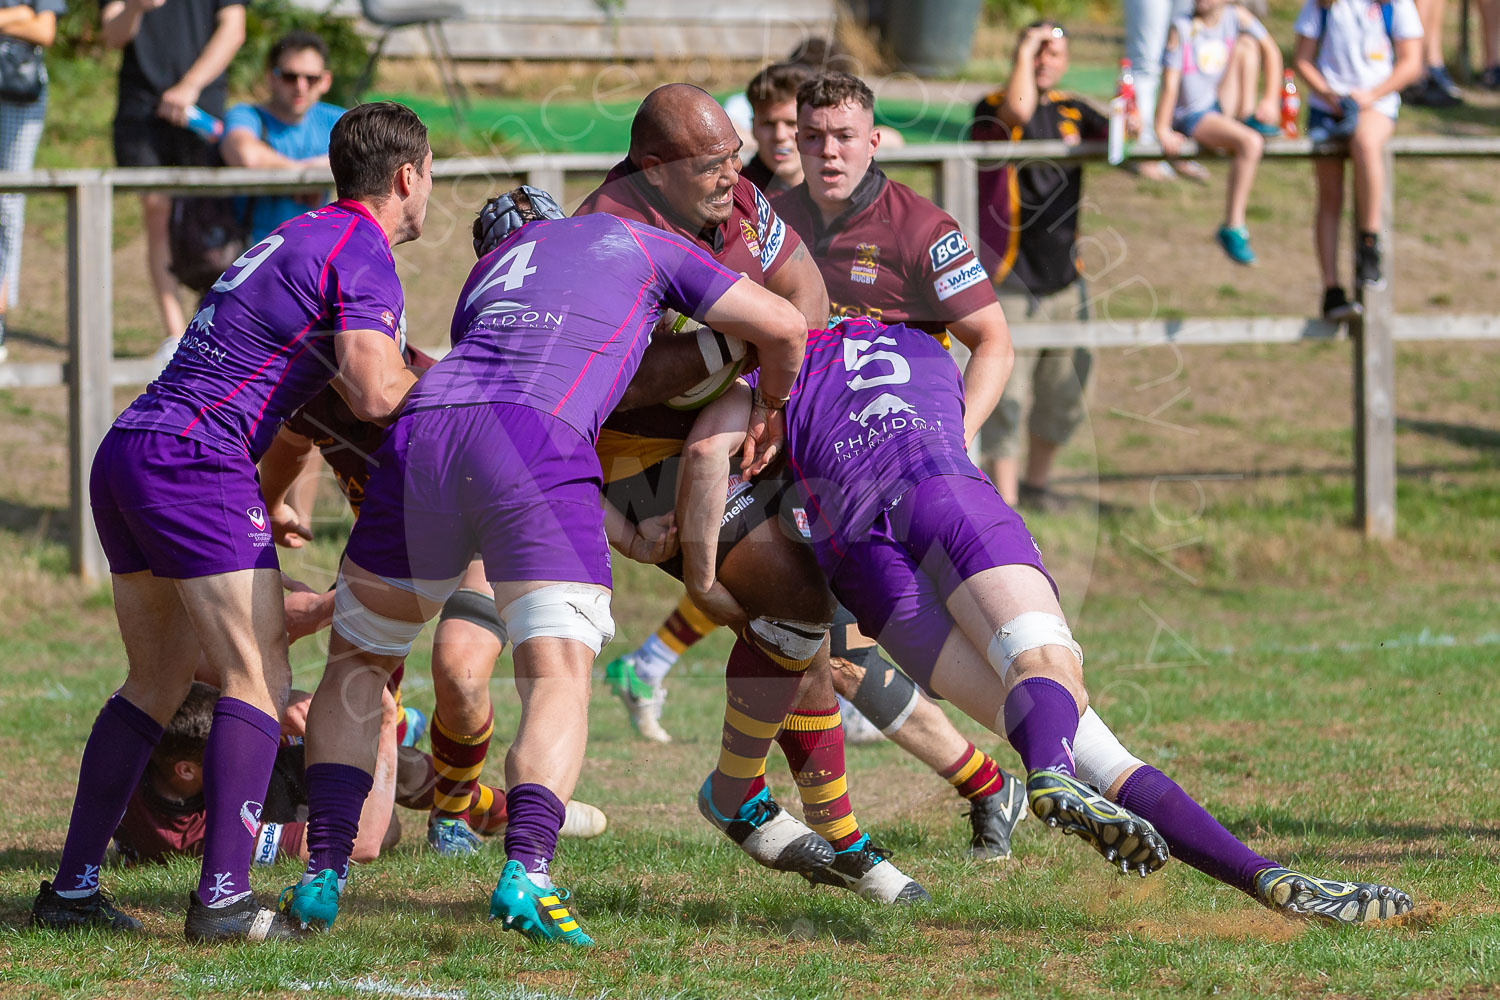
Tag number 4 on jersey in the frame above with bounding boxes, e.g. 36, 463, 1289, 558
466, 240, 538, 308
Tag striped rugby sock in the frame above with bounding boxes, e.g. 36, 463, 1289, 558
711, 628, 817, 817
778, 704, 862, 850
429, 709, 493, 822
941, 741, 1006, 800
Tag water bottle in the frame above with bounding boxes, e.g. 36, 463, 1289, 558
1118, 59, 1137, 121
1280, 71, 1300, 139
184, 105, 223, 141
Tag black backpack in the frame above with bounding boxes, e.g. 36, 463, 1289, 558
167, 108, 269, 294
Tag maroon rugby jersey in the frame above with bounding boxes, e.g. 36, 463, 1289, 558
575, 160, 802, 484
281, 346, 436, 516
770, 166, 996, 336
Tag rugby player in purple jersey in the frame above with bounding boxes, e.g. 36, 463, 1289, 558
278, 189, 808, 946
678, 318, 1414, 926
30, 102, 433, 943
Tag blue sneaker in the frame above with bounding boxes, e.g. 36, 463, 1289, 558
1216, 225, 1256, 265
400, 706, 427, 749
696, 774, 835, 872
489, 860, 594, 946
278, 869, 341, 931
428, 816, 482, 856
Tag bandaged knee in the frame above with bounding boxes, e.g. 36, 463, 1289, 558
438, 588, 508, 645
746, 617, 830, 672
849, 653, 920, 736
332, 576, 428, 656
498, 584, 615, 655
1072, 707, 1145, 794
986, 612, 1083, 683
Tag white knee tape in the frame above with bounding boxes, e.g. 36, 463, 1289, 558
1072, 708, 1145, 794
986, 611, 1083, 683
748, 618, 830, 662
332, 576, 427, 656
498, 584, 615, 655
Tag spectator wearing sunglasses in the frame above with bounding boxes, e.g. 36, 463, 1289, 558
220, 29, 345, 242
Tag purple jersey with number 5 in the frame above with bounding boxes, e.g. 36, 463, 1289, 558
113, 200, 405, 460
407, 214, 739, 442
755, 318, 976, 573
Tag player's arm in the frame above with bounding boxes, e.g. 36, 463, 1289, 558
258, 425, 318, 548
677, 383, 753, 626
156, 3, 246, 128
331, 329, 418, 425
701, 276, 806, 475
602, 497, 679, 565
764, 241, 830, 331
946, 301, 1015, 447
616, 330, 725, 411
101, 0, 160, 50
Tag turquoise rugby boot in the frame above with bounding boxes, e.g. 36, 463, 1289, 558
489, 860, 594, 947
1255, 867, 1413, 925
1026, 769, 1169, 876
278, 869, 342, 931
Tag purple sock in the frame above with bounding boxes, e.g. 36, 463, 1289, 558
504, 783, 566, 885
197, 698, 281, 907
303, 762, 373, 885
55, 695, 163, 897
1117, 765, 1278, 895
1002, 676, 1080, 775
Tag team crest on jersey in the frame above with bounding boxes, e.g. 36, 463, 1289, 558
851, 243, 881, 285
246, 507, 267, 531
380, 309, 396, 329
792, 508, 812, 539
740, 219, 762, 260
928, 230, 972, 271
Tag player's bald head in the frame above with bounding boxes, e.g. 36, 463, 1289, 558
629, 84, 737, 165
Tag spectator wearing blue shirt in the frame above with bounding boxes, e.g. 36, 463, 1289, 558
220, 30, 344, 242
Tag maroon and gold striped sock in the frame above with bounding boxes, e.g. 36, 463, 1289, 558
429, 709, 493, 822
712, 629, 816, 817
467, 782, 509, 835
779, 704, 862, 850
941, 742, 1006, 800
659, 593, 716, 657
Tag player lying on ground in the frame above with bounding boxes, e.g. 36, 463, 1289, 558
580, 86, 928, 902
111, 682, 605, 868
677, 318, 1414, 926
279, 188, 808, 946
31, 102, 432, 943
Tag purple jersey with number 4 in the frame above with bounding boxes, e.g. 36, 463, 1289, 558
408, 214, 740, 442
754, 318, 976, 574
113, 200, 405, 460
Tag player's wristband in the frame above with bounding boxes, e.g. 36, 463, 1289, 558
753, 388, 789, 411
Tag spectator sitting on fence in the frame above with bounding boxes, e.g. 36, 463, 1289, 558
0, 0, 63, 366
102, 0, 246, 362
739, 61, 811, 193
1155, 0, 1279, 265
219, 29, 344, 243
1293, 0, 1423, 318
971, 21, 1104, 512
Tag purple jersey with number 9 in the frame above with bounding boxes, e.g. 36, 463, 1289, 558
407, 213, 740, 442
112, 200, 406, 461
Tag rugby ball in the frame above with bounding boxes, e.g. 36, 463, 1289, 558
661, 310, 749, 410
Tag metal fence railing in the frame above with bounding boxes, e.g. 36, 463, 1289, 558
5, 134, 1499, 579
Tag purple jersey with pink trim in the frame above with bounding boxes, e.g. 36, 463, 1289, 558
755, 318, 976, 572
406, 214, 739, 441
113, 200, 405, 460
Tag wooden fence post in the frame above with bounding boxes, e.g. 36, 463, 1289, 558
937, 154, 979, 251
524, 166, 566, 205
1352, 145, 1397, 539
67, 177, 113, 583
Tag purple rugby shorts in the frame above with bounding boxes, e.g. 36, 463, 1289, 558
346, 401, 611, 587
90, 428, 280, 578
826, 473, 1057, 693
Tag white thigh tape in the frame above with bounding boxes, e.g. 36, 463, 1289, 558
748, 617, 830, 662
332, 573, 427, 656
499, 584, 615, 654
986, 611, 1083, 682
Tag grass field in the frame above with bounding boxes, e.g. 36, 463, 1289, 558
3, 331, 1500, 997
